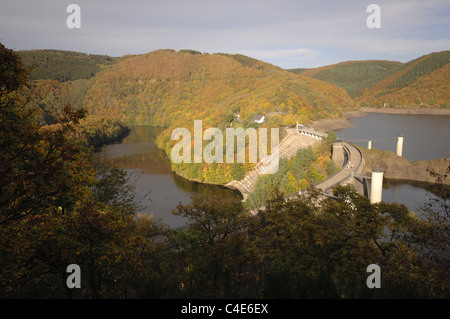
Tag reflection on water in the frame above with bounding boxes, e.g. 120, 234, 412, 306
98, 115, 448, 226
381, 179, 449, 218
98, 126, 241, 228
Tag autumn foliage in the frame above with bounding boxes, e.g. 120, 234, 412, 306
293, 51, 450, 108
1, 44, 449, 299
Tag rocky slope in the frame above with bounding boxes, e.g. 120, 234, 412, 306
358, 147, 449, 185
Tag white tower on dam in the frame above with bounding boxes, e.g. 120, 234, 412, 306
396, 134, 404, 157
370, 166, 384, 204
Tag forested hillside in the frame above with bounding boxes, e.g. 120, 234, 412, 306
14, 50, 129, 148
2, 43, 449, 300
16, 48, 449, 185
16, 48, 355, 184
84, 49, 354, 129
356, 51, 450, 107
82, 49, 355, 183
289, 60, 403, 98
289, 51, 450, 108
17, 49, 118, 82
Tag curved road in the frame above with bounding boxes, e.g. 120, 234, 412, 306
315, 141, 364, 194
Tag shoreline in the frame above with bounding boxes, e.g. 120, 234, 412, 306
360, 107, 450, 115
310, 110, 365, 132
310, 108, 449, 186
358, 147, 450, 186
311, 107, 450, 133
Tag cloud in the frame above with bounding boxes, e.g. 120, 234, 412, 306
241, 48, 320, 60
0, 0, 448, 67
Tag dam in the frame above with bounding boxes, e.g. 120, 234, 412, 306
226, 124, 399, 204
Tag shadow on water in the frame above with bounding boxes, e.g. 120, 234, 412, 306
384, 178, 450, 201
381, 178, 449, 219
171, 172, 243, 200
97, 126, 242, 228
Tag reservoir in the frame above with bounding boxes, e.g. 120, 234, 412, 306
335, 112, 449, 216
99, 113, 449, 226
99, 127, 241, 228
334, 113, 449, 161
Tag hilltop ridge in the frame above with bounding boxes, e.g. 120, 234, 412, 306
17, 49, 118, 82
288, 51, 450, 108
17, 47, 449, 185
18, 48, 355, 184
83, 49, 354, 129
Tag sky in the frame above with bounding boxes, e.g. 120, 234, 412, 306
0, 0, 449, 69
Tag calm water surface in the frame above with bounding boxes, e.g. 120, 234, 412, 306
99, 114, 448, 226
335, 113, 449, 215
99, 127, 241, 228
335, 113, 449, 161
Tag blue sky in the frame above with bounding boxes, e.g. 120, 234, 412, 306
1, 0, 449, 68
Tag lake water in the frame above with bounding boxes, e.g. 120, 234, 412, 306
335, 112, 449, 216
335, 113, 450, 161
99, 113, 449, 226
98, 127, 241, 228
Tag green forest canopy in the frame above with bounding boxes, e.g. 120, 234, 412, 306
18, 49, 118, 82
288, 51, 450, 101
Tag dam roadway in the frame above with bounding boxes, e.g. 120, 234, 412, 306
226, 127, 366, 201
315, 140, 365, 195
